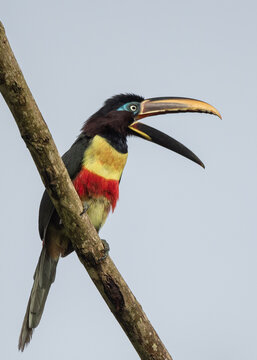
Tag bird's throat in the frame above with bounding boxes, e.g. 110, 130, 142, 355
82, 135, 128, 180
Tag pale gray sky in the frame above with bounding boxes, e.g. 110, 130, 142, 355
1, 1, 257, 359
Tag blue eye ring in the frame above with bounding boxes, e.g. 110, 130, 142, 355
117, 102, 140, 114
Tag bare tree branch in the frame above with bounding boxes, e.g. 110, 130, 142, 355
0, 22, 173, 360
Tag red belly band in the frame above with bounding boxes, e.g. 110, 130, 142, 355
73, 168, 119, 211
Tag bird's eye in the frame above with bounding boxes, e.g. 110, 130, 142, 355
130, 104, 138, 112
117, 102, 139, 113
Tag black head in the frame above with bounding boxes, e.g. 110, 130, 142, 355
89, 94, 144, 119
82, 93, 221, 167
82, 93, 144, 139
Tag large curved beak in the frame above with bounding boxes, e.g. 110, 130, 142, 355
128, 97, 221, 168
135, 97, 221, 120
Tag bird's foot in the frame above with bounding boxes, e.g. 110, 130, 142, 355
80, 202, 90, 216
97, 239, 110, 263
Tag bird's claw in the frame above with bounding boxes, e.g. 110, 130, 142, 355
97, 239, 110, 263
80, 202, 90, 216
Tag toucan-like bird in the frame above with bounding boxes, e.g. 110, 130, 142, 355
18, 94, 221, 350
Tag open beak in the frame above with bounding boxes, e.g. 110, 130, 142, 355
128, 97, 221, 168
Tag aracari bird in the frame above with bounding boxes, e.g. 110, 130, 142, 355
18, 94, 221, 350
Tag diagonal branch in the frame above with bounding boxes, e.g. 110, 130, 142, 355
0, 22, 173, 360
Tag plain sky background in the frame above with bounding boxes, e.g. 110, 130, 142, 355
1, 1, 257, 359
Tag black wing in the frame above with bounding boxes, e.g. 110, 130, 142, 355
38, 134, 91, 240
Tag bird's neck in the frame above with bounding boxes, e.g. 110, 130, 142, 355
97, 130, 128, 154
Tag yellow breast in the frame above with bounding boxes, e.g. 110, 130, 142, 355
82, 135, 128, 180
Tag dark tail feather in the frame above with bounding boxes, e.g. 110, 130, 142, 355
18, 247, 58, 351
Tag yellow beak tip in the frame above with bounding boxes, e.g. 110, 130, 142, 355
215, 110, 222, 120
